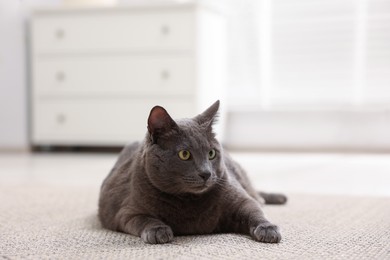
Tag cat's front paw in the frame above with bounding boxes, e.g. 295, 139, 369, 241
141, 226, 174, 244
251, 222, 281, 243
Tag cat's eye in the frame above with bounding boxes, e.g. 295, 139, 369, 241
178, 150, 191, 161
208, 149, 217, 160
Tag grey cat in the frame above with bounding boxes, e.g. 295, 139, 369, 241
98, 100, 287, 244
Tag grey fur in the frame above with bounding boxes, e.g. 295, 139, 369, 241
98, 100, 286, 244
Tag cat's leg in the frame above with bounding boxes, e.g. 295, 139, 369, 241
225, 197, 281, 243
115, 209, 174, 244
258, 192, 287, 205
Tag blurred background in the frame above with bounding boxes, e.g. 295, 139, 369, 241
2, 0, 390, 152
1, 0, 390, 196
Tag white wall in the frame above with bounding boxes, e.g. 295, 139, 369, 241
0, 0, 60, 150
0, 1, 27, 149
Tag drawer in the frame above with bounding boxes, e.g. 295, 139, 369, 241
32, 98, 195, 145
33, 55, 194, 96
32, 9, 194, 54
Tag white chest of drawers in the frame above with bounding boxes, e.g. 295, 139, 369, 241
30, 4, 226, 147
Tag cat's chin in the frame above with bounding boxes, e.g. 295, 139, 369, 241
186, 187, 209, 195
183, 182, 214, 195
179, 188, 210, 196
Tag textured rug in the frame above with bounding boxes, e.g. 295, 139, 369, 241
1, 184, 389, 259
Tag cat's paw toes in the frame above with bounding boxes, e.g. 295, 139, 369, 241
141, 226, 174, 244
272, 194, 288, 205
251, 222, 281, 243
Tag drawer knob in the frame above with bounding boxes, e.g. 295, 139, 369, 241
55, 29, 65, 39
161, 70, 170, 80
56, 71, 65, 82
161, 25, 170, 36
56, 114, 66, 124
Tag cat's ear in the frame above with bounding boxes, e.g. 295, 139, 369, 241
194, 100, 220, 128
147, 106, 178, 144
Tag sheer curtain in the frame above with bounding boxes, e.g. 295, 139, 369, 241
224, 0, 390, 151
226, 0, 390, 109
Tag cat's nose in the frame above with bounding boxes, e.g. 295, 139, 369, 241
198, 171, 211, 181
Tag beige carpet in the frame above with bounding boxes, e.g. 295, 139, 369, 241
1, 184, 389, 260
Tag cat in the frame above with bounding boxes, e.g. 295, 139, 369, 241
98, 100, 287, 244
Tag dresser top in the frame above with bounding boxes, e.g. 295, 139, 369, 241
31, 1, 224, 15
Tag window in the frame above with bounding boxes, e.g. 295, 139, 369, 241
227, 0, 390, 150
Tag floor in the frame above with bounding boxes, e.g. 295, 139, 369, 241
0, 151, 389, 197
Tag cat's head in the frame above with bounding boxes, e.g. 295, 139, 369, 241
144, 100, 224, 195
